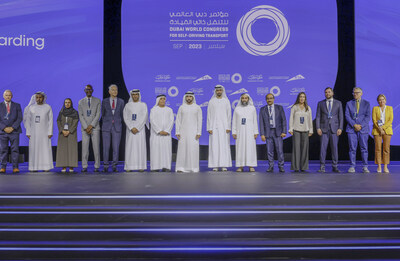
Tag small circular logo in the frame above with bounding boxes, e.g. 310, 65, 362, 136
231, 73, 242, 84
270, 86, 281, 96
237, 5, 290, 56
168, 86, 179, 97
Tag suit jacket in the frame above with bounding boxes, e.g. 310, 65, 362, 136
345, 99, 371, 134
316, 99, 343, 134
259, 104, 287, 137
101, 97, 125, 132
0, 101, 23, 134
78, 96, 101, 131
372, 105, 393, 136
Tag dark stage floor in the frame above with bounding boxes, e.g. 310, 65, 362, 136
1, 161, 400, 194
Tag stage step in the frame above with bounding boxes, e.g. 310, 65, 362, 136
1, 193, 399, 259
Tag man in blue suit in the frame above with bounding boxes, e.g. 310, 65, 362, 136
101, 84, 125, 172
0, 90, 22, 173
345, 87, 370, 173
316, 87, 343, 173
259, 93, 287, 172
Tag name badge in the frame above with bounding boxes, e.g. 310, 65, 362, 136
378, 120, 383, 127
353, 112, 357, 120
87, 110, 91, 117
35, 116, 40, 123
132, 114, 137, 121
328, 113, 332, 119
4, 112, 9, 120
241, 118, 246, 125
300, 117, 304, 124
64, 123, 69, 130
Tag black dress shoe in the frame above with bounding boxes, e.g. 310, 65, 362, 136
94, 168, 99, 172
301, 170, 308, 173
279, 167, 285, 173
318, 167, 325, 173
112, 167, 118, 172
266, 166, 274, 172
103, 167, 109, 173
81, 168, 87, 173
332, 167, 341, 173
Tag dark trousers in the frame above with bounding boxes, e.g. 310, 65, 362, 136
102, 125, 122, 168
348, 132, 368, 168
319, 130, 339, 167
266, 134, 284, 168
291, 131, 309, 171
0, 133, 20, 168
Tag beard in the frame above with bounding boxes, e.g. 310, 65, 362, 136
241, 101, 248, 106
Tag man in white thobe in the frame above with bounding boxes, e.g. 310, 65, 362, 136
150, 94, 174, 171
232, 93, 258, 172
123, 89, 148, 171
24, 92, 54, 171
207, 85, 232, 171
175, 91, 202, 172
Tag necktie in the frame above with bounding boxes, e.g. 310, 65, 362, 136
88, 98, 91, 108
112, 99, 115, 110
6, 102, 10, 114
268, 106, 272, 115
356, 100, 360, 114
328, 100, 332, 113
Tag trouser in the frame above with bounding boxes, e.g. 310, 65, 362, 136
0, 133, 19, 168
266, 134, 284, 168
319, 130, 339, 167
374, 134, 391, 165
102, 126, 122, 168
291, 131, 309, 171
81, 130, 100, 169
348, 132, 368, 168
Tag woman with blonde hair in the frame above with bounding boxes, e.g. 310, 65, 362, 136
372, 94, 393, 173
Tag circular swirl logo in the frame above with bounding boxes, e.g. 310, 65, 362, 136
237, 5, 290, 56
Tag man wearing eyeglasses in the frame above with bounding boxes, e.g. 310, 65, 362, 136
345, 87, 370, 173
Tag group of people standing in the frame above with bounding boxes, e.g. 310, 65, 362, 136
0, 85, 393, 174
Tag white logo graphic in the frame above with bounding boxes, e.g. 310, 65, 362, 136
237, 5, 290, 56
232, 99, 240, 109
199, 101, 209, 108
270, 86, 281, 97
194, 75, 212, 82
231, 73, 242, 84
230, 88, 248, 96
287, 74, 305, 82
168, 86, 179, 97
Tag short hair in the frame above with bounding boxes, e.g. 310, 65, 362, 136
377, 94, 386, 102
353, 87, 362, 93
85, 84, 93, 89
325, 87, 333, 92
266, 93, 274, 99
3, 90, 12, 96
108, 84, 118, 91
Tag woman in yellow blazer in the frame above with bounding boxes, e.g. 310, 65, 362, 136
372, 94, 393, 173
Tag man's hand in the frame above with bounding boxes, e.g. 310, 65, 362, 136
62, 130, 70, 137
87, 125, 93, 132
176, 134, 180, 140
337, 129, 342, 136
289, 131, 293, 135
27, 135, 30, 139
354, 124, 362, 132
208, 130, 213, 135
281, 133, 286, 138
159, 131, 169, 136
308, 132, 313, 137
48, 135, 53, 139
261, 135, 266, 142
317, 129, 322, 136
254, 134, 258, 139
195, 134, 201, 140
131, 128, 139, 134
226, 129, 231, 134
232, 134, 237, 139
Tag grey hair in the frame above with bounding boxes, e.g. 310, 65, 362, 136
3, 90, 12, 96
108, 84, 118, 91
353, 87, 362, 93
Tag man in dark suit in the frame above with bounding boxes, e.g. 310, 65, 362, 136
345, 87, 371, 173
0, 90, 22, 173
316, 87, 343, 173
259, 93, 287, 172
101, 84, 125, 172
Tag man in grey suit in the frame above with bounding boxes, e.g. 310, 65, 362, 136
316, 87, 343, 173
78, 84, 101, 172
101, 84, 125, 172
259, 93, 287, 173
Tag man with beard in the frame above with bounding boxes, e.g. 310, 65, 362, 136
316, 87, 343, 173
175, 91, 202, 172
232, 93, 258, 172
207, 85, 232, 171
